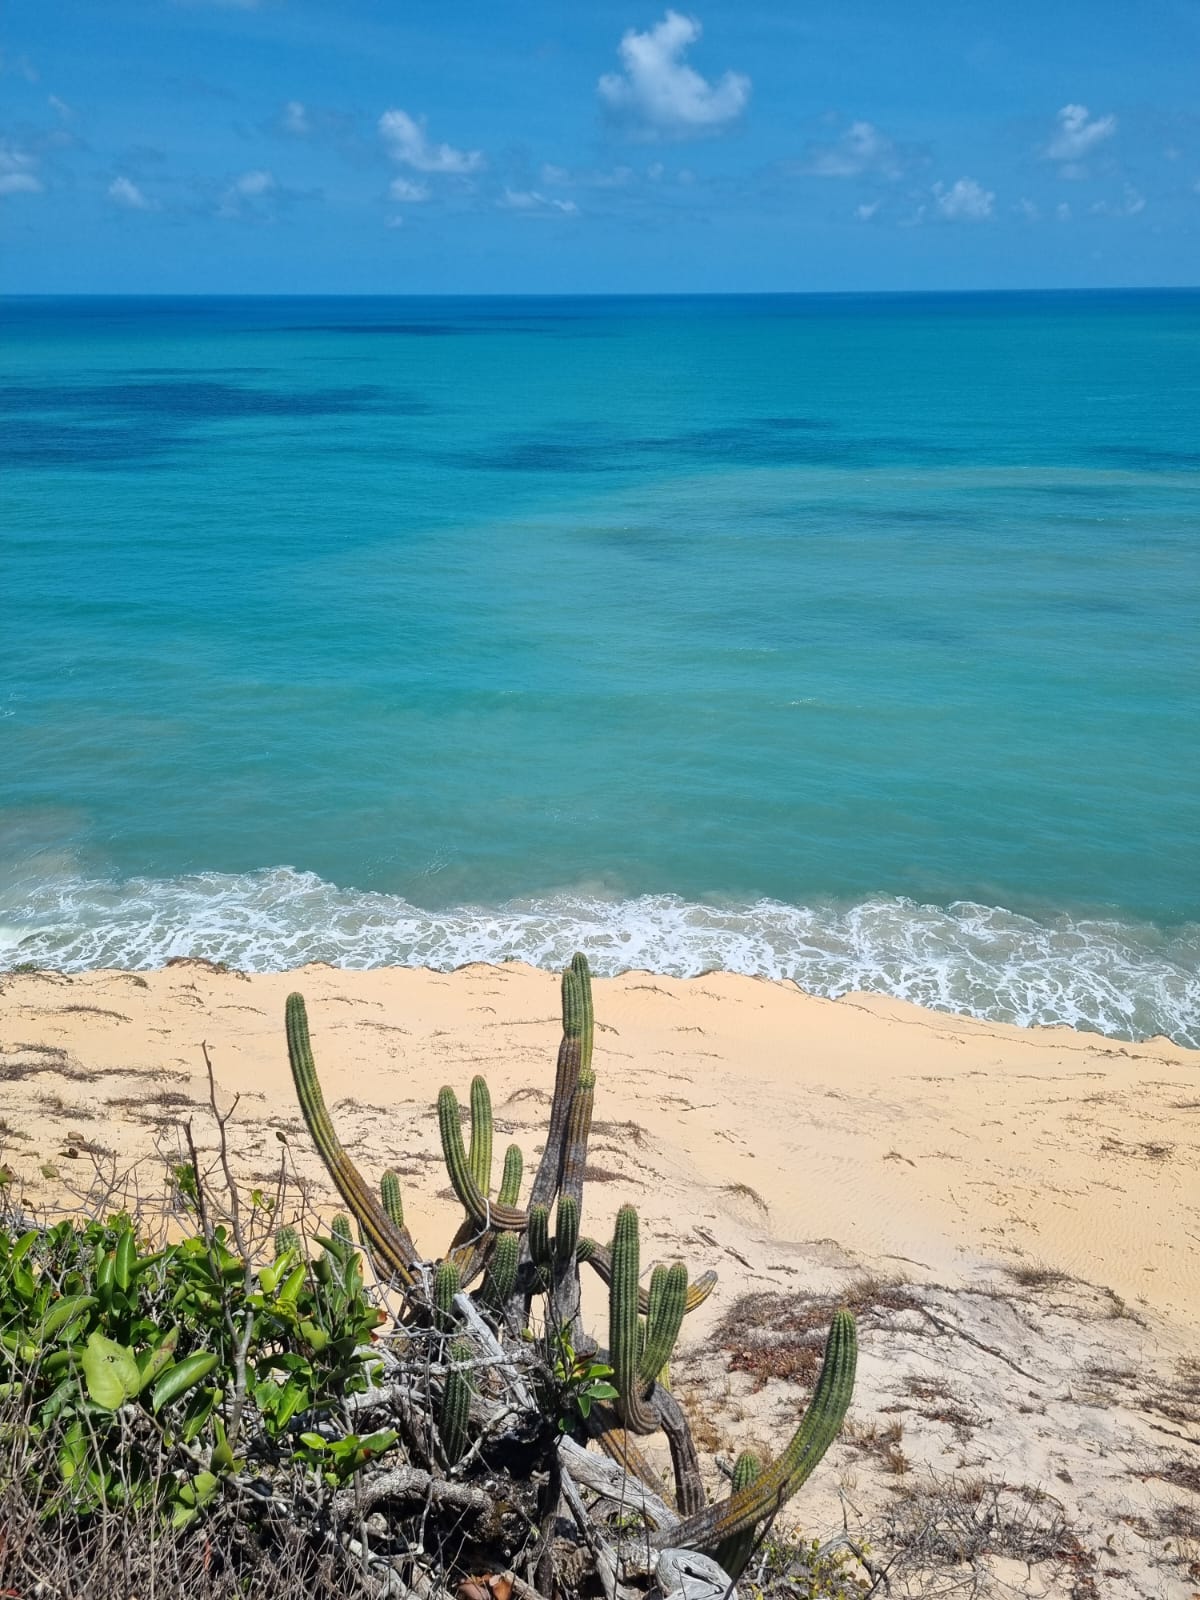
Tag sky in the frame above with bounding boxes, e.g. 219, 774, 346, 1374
1, 0, 1198, 294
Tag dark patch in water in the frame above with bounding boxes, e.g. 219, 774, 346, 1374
1090, 445, 1200, 471
0, 378, 429, 470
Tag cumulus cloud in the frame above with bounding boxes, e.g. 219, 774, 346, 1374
598, 11, 749, 137
388, 176, 429, 202
1043, 104, 1116, 165
378, 109, 483, 174
933, 176, 994, 221
801, 120, 903, 179
498, 188, 579, 215
854, 200, 880, 221
1090, 184, 1145, 217
108, 175, 155, 210
0, 144, 42, 196
216, 168, 282, 217
280, 99, 310, 135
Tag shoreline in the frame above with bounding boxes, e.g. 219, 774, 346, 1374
2, 958, 1196, 1335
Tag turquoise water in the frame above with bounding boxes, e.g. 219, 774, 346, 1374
2, 292, 1198, 1042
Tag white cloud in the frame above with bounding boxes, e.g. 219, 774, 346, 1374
498, 188, 579, 215
0, 145, 42, 196
388, 176, 429, 202
1014, 197, 1039, 221
281, 100, 309, 135
598, 11, 749, 137
803, 120, 902, 179
1044, 104, 1116, 164
540, 163, 571, 186
854, 200, 880, 221
378, 109, 483, 174
233, 168, 275, 196
1056, 201, 1072, 222
108, 175, 155, 210
48, 94, 72, 118
1090, 184, 1145, 217
933, 176, 994, 221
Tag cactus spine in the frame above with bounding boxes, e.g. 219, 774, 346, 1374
637, 1260, 687, 1388
273, 1225, 299, 1260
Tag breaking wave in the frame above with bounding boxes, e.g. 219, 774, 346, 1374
2, 866, 1197, 1046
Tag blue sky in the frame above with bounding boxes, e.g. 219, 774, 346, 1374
2, 0, 1197, 293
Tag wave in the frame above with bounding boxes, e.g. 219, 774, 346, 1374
1, 867, 1197, 1047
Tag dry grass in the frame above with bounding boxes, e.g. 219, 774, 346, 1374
712, 1278, 920, 1391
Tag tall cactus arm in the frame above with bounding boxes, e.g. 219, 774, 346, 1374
661, 1309, 857, 1552
528, 959, 588, 1210
558, 1066, 596, 1209
638, 1261, 688, 1388
528, 1204, 552, 1272
286, 992, 418, 1285
554, 1194, 580, 1265
468, 1075, 494, 1197
437, 1087, 528, 1232
481, 1231, 520, 1308
440, 1339, 474, 1466
433, 1261, 461, 1330
380, 1171, 405, 1231
609, 1206, 660, 1436
568, 951, 595, 1072
497, 1143, 524, 1208
579, 1240, 717, 1316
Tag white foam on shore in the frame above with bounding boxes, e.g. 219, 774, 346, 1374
1, 866, 1197, 1047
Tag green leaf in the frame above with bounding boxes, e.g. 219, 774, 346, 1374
81, 1331, 141, 1410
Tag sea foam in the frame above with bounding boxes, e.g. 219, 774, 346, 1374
2, 867, 1196, 1048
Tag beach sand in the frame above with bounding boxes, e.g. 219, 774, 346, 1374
2, 961, 1198, 1596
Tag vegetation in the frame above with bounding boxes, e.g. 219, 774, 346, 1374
0, 953, 855, 1598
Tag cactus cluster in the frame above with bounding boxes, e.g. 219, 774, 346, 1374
285, 953, 856, 1578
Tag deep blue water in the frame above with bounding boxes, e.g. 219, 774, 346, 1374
2, 292, 1198, 1041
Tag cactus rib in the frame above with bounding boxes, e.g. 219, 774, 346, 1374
481, 1231, 520, 1307
380, 1170, 405, 1231
663, 1309, 857, 1551
285, 992, 418, 1285
558, 1066, 596, 1208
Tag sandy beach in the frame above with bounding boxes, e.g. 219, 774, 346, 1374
2, 960, 1198, 1595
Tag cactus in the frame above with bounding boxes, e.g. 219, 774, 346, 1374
440, 1339, 474, 1466
497, 1143, 523, 1208
438, 1086, 527, 1232
664, 1309, 857, 1553
380, 1170, 404, 1231
274, 1225, 300, 1260
714, 1450, 762, 1579
286, 992, 419, 1285
433, 1260, 460, 1331
285, 955, 855, 1556
578, 1238, 717, 1316
608, 1205, 659, 1435
468, 1075, 494, 1196
637, 1260, 687, 1388
481, 1231, 520, 1308
554, 1194, 580, 1266
528, 1204, 551, 1278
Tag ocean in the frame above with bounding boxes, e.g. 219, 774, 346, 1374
2, 291, 1197, 1044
